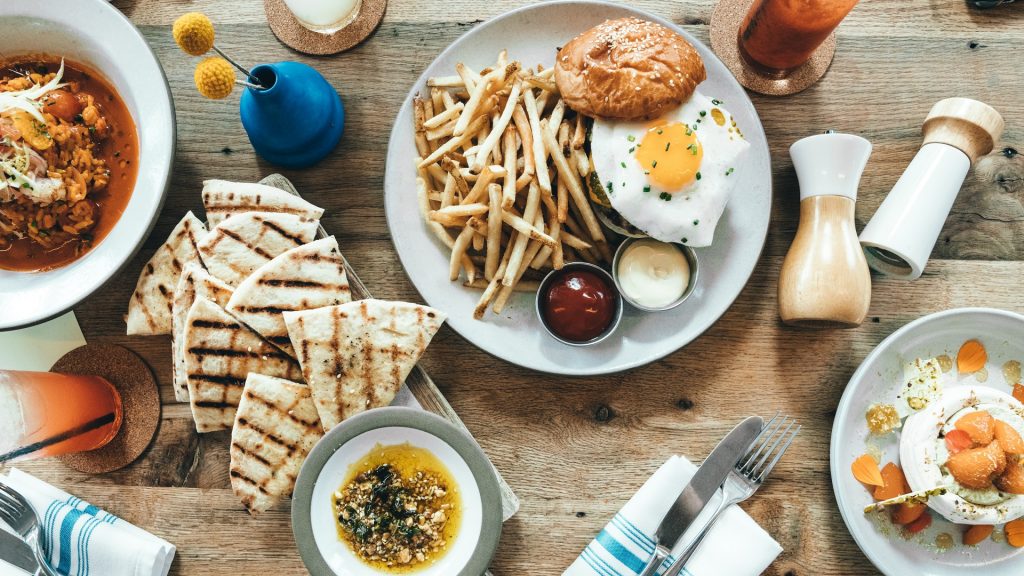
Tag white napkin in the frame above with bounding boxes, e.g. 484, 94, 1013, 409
0, 312, 85, 371
2, 469, 175, 576
564, 456, 781, 576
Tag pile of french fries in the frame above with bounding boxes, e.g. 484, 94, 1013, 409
414, 50, 612, 320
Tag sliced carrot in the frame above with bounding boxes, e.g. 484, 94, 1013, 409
994, 420, 1024, 455
1006, 519, 1024, 548
963, 524, 994, 546
852, 454, 885, 487
873, 462, 906, 501
957, 339, 987, 374
892, 502, 926, 525
1014, 383, 1024, 406
944, 429, 975, 455
905, 511, 932, 534
955, 410, 995, 444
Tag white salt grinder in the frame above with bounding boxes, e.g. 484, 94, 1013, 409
779, 132, 873, 328
859, 98, 1004, 279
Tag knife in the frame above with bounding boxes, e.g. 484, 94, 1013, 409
0, 528, 38, 574
638, 416, 764, 576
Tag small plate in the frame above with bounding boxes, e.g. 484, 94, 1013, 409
382, 0, 772, 375
292, 407, 503, 576
831, 308, 1024, 576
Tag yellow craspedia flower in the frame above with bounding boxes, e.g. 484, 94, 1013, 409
194, 57, 235, 99
173, 12, 215, 56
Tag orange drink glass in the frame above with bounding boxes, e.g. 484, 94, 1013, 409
738, 0, 860, 76
0, 370, 123, 463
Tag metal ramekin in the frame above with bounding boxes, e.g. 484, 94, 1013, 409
611, 237, 699, 312
535, 262, 623, 347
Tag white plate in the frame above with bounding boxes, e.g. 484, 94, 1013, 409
383, 0, 771, 376
293, 407, 503, 576
831, 308, 1024, 576
0, 0, 175, 330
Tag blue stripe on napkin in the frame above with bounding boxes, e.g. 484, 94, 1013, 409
610, 514, 655, 554
596, 529, 645, 573
57, 506, 83, 573
582, 546, 621, 576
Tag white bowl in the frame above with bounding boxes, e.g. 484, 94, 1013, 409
0, 0, 175, 330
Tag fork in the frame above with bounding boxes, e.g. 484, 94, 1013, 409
0, 479, 56, 576
662, 413, 800, 576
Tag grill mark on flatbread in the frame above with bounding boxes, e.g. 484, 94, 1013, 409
208, 206, 303, 218
260, 217, 307, 246
243, 390, 320, 430
188, 374, 246, 387
187, 346, 292, 361
235, 417, 301, 455
257, 279, 343, 289
191, 319, 238, 330
235, 305, 299, 314
268, 335, 293, 346
220, 227, 275, 261
232, 443, 274, 468
332, 308, 345, 415
194, 400, 237, 409
228, 469, 271, 494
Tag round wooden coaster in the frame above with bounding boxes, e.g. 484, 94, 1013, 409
51, 344, 161, 474
265, 0, 387, 55
710, 0, 837, 96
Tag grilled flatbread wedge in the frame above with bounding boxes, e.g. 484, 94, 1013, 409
226, 237, 351, 358
230, 373, 323, 515
126, 211, 207, 335
202, 180, 324, 228
184, 298, 303, 432
171, 263, 234, 402
197, 212, 318, 287
284, 300, 447, 430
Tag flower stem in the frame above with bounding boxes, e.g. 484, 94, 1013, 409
212, 45, 260, 86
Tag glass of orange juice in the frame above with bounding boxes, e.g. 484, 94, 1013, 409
0, 370, 123, 463
738, 0, 860, 77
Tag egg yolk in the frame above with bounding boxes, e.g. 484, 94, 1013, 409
636, 122, 703, 192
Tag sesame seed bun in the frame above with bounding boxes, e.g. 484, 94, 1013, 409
554, 18, 706, 120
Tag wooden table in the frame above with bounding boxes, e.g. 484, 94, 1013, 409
10, 0, 1024, 574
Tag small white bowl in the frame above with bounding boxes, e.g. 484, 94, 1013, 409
0, 0, 175, 330
611, 238, 699, 312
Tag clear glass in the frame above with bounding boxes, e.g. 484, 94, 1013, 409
283, 0, 362, 35
738, 0, 860, 76
0, 370, 123, 463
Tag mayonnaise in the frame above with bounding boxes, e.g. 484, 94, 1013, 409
616, 239, 689, 309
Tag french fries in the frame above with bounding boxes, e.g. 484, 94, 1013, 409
414, 51, 610, 319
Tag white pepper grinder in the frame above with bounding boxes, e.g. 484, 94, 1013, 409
860, 98, 1004, 279
779, 132, 873, 328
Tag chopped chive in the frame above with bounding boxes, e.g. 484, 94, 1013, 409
681, 237, 688, 244
656, 129, 663, 135
693, 219, 700, 226
699, 110, 707, 117
686, 127, 692, 136
696, 171, 701, 180
606, 182, 613, 194
665, 142, 671, 151
643, 185, 651, 193
726, 167, 734, 176
712, 98, 722, 105
628, 146, 635, 153
621, 181, 626, 187
659, 192, 672, 201
620, 161, 627, 168
627, 135, 636, 142
652, 160, 658, 168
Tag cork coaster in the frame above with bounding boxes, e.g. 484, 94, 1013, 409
710, 0, 837, 96
265, 0, 387, 55
51, 344, 161, 474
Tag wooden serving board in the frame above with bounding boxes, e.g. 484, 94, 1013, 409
261, 173, 520, 523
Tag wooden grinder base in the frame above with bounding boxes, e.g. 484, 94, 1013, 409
710, 0, 837, 96
51, 344, 161, 474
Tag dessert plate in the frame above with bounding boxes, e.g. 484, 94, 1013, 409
831, 308, 1024, 575
383, 0, 771, 375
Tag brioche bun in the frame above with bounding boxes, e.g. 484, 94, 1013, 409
554, 18, 706, 120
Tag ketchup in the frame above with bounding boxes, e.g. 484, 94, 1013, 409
542, 270, 617, 342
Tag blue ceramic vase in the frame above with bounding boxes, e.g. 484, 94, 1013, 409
240, 62, 344, 169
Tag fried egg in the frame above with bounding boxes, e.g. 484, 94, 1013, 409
590, 90, 749, 247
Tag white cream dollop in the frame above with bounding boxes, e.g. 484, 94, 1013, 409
900, 385, 1024, 525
